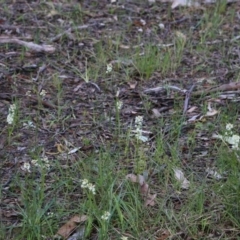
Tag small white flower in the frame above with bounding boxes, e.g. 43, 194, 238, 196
225, 135, 240, 149
31, 157, 50, 170
81, 179, 89, 188
120, 237, 128, 240
31, 159, 39, 167
226, 123, 234, 131
42, 157, 49, 163
140, 19, 146, 26
101, 211, 111, 221
81, 179, 96, 194
40, 89, 47, 97
87, 183, 96, 195
26, 90, 32, 96
7, 114, 14, 125
158, 23, 165, 29
42, 157, 50, 169
135, 116, 143, 127
106, 63, 113, 74
135, 132, 149, 142
7, 104, 16, 125
132, 116, 149, 142
116, 100, 123, 110
213, 124, 240, 150
21, 162, 31, 172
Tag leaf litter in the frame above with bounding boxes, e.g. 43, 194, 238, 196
1, 0, 240, 239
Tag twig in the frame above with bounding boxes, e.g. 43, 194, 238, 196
183, 84, 195, 115
0, 37, 55, 53
33, 64, 47, 82
87, 82, 101, 92
143, 85, 187, 94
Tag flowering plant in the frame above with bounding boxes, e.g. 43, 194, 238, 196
213, 123, 240, 150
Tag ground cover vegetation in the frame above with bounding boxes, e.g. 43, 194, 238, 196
1, 0, 240, 239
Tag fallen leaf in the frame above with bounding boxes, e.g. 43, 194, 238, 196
140, 182, 149, 195
145, 193, 157, 206
68, 147, 81, 154
128, 81, 138, 89
67, 226, 85, 240
56, 215, 87, 239
206, 168, 223, 180
188, 114, 201, 122
152, 108, 161, 118
126, 174, 144, 185
204, 109, 218, 117
171, 0, 200, 8
56, 143, 65, 153
187, 106, 198, 113
126, 174, 156, 206
173, 168, 190, 189
204, 102, 219, 117
156, 229, 171, 240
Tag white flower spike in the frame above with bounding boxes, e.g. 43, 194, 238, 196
7, 104, 16, 125
133, 116, 149, 142
101, 211, 111, 221
106, 63, 113, 74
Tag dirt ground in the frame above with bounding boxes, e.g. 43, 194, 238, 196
1, 0, 240, 239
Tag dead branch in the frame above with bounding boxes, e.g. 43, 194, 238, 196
183, 84, 195, 115
0, 37, 55, 53
144, 85, 187, 94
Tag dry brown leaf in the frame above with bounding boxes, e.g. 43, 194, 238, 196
56, 215, 87, 239
126, 174, 144, 185
126, 174, 156, 206
56, 143, 65, 153
156, 229, 171, 240
140, 182, 149, 195
145, 193, 157, 206
187, 106, 198, 113
128, 81, 138, 89
204, 109, 218, 117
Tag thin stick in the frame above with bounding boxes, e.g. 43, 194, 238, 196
183, 84, 195, 115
